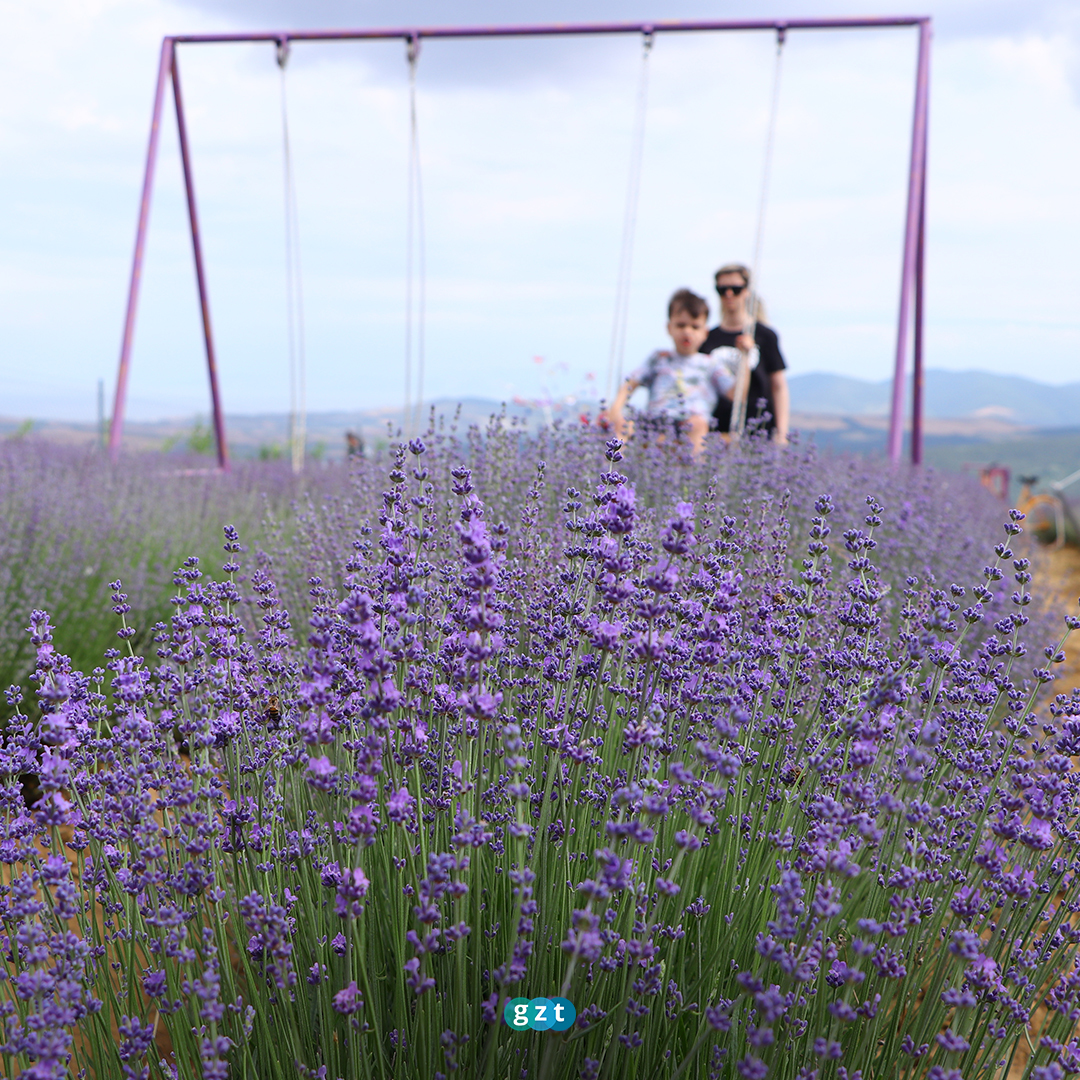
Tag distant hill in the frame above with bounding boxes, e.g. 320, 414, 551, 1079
4, 373, 1080, 500
6, 372, 1078, 444
788, 370, 1080, 426
0, 398, 541, 458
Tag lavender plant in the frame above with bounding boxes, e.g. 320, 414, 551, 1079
263, 411, 1009, 640
0, 439, 309, 692
2, 428, 1078, 1080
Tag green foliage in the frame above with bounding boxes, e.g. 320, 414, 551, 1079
187, 419, 216, 456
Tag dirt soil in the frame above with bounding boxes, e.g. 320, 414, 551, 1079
1036, 543, 1080, 694
1004, 543, 1080, 1079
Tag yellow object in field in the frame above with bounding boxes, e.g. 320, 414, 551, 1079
1017, 476, 1079, 548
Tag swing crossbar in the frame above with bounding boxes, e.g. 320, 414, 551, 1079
110, 16, 931, 467
169, 18, 927, 44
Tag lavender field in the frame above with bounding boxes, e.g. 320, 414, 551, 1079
2, 419, 1079, 1080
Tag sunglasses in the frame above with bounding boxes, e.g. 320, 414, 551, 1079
716, 283, 747, 297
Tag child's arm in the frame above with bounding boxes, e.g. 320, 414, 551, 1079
604, 377, 641, 439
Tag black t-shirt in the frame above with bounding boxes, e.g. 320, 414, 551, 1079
700, 322, 785, 433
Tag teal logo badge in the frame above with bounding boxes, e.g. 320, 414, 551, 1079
503, 996, 576, 1031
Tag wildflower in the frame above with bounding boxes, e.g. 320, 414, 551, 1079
240, 893, 296, 990
404, 957, 435, 996
306, 755, 337, 792
117, 1015, 155, 1063
935, 1030, 971, 1053
332, 981, 363, 1015
599, 483, 636, 534
737, 1055, 769, 1079
335, 867, 371, 919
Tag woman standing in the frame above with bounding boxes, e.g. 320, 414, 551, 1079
701, 262, 789, 445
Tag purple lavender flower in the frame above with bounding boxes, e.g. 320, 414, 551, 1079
332, 980, 363, 1015
240, 893, 296, 990
305, 755, 337, 792
3, 421, 1074, 1080
335, 867, 371, 919
599, 483, 636, 535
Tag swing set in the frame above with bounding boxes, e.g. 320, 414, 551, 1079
108, 16, 931, 470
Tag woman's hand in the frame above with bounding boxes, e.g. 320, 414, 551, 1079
735, 332, 755, 353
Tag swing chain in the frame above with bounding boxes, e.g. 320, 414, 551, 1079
404, 31, 426, 437
605, 27, 655, 401
276, 35, 305, 473
275, 35, 290, 70
732, 23, 787, 440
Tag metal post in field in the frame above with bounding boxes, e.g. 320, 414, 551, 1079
109, 37, 173, 461
887, 19, 931, 465
911, 160, 927, 466
171, 48, 230, 470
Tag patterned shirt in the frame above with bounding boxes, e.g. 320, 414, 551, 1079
628, 349, 735, 419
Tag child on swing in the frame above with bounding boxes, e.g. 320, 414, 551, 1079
605, 288, 733, 454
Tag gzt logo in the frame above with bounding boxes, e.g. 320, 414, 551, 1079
503, 997, 576, 1031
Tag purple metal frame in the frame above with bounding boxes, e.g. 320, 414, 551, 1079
110, 38, 171, 463
911, 165, 927, 465
888, 18, 931, 465
109, 38, 228, 467
171, 51, 228, 469
110, 16, 931, 466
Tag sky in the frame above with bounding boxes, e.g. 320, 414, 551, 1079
2, 0, 1080, 421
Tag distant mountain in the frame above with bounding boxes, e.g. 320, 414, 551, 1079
0, 398, 544, 458
6, 372, 1080, 463
788, 370, 1080, 427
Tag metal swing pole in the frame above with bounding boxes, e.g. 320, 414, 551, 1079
109, 37, 229, 468
887, 18, 931, 465
172, 48, 229, 470
911, 156, 926, 465
109, 37, 173, 461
